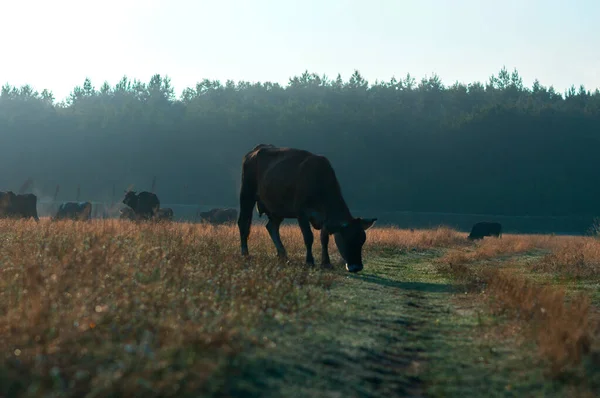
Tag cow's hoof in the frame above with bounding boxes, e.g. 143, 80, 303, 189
321, 263, 333, 270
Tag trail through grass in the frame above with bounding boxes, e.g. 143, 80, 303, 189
211, 251, 588, 397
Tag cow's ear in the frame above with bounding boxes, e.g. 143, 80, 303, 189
358, 217, 377, 230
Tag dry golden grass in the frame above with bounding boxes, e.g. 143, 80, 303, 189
434, 233, 600, 377
366, 225, 467, 252
437, 233, 553, 268
485, 268, 594, 375
435, 231, 600, 280
2, 219, 600, 395
533, 237, 600, 278
0, 219, 337, 396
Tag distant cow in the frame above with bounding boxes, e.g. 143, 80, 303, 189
238, 144, 377, 273
122, 190, 160, 220
468, 222, 502, 240
120, 206, 172, 222
0, 191, 39, 221
155, 207, 174, 221
53, 202, 92, 221
199, 208, 238, 224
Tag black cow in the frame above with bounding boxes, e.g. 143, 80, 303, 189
0, 191, 39, 221
238, 144, 377, 273
198, 208, 237, 224
53, 202, 92, 221
468, 222, 502, 240
122, 190, 160, 220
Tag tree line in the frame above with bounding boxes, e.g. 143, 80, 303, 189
1, 67, 599, 218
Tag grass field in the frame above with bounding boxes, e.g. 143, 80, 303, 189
1, 219, 600, 397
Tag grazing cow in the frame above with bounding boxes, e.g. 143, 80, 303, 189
122, 190, 160, 220
53, 202, 92, 221
0, 191, 39, 221
119, 207, 137, 220
237, 144, 377, 273
198, 208, 238, 224
155, 207, 174, 221
468, 221, 502, 240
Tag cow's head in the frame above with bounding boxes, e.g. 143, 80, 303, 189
122, 190, 138, 208
326, 217, 377, 273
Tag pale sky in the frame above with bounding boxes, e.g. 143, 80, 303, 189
1, 0, 598, 102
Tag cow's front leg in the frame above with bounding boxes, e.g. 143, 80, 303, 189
320, 229, 332, 268
297, 215, 315, 265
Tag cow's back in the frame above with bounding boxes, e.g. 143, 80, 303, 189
243, 146, 312, 184
242, 145, 345, 218
255, 148, 319, 210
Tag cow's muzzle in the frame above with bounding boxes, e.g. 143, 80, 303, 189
346, 263, 363, 273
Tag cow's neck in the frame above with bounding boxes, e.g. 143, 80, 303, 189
322, 193, 353, 226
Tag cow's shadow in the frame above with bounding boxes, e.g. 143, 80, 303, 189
348, 273, 455, 294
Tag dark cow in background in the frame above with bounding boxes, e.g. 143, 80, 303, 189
156, 207, 174, 221
0, 191, 39, 221
468, 221, 502, 240
199, 208, 238, 224
16, 194, 39, 221
122, 190, 160, 220
238, 144, 377, 273
53, 202, 92, 221
120, 206, 172, 222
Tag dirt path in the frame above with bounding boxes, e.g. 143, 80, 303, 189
208, 253, 455, 397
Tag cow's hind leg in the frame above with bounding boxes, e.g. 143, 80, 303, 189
265, 216, 287, 260
238, 187, 256, 256
297, 215, 314, 265
320, 229, 332, 268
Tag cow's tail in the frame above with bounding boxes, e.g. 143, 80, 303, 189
238, 148, 260, 255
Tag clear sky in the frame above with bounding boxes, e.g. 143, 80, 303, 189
1, 0, 598, 102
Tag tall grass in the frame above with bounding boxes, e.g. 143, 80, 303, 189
366, 226, 467, 253
533, 237, 600, 278
435, 233, 600, 377
0, 219, 336, 396
1, 219, 600, 395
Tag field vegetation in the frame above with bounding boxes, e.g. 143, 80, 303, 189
1, 219, 600, 397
